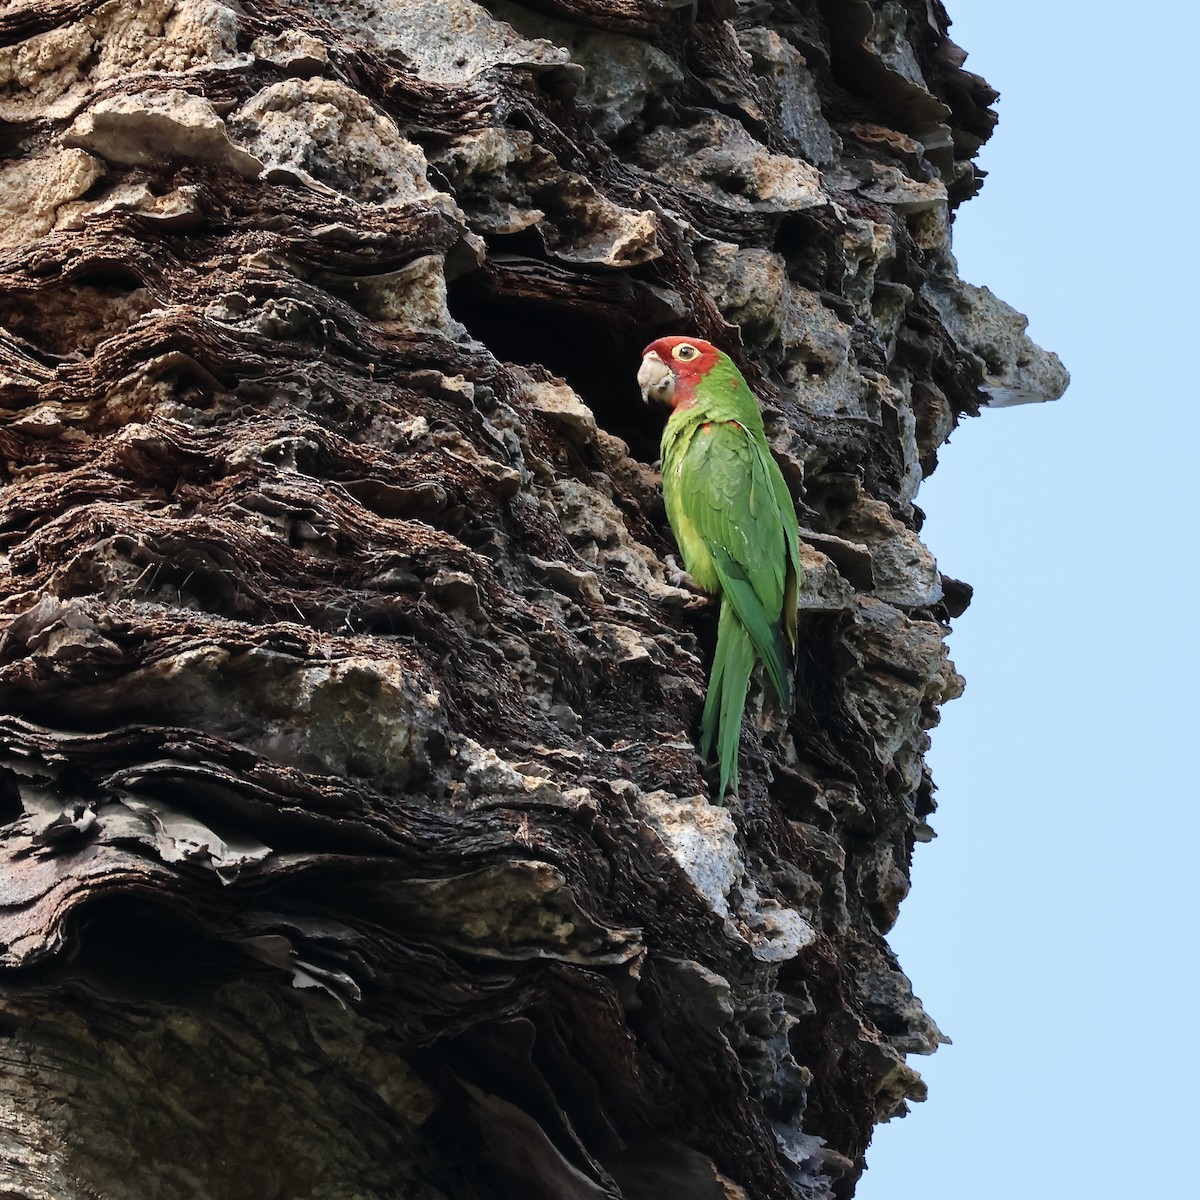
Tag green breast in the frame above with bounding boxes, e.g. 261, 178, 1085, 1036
661, 417, 721, 593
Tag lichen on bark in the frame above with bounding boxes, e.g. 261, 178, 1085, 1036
0, 1, 1066, 1198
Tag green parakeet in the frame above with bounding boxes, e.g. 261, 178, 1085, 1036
638, 336, 801, 798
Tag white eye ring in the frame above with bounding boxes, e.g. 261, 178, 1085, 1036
672, 344, 699, 361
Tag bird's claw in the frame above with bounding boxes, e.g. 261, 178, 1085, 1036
664, 555, 703, 594
661, 556, 714, 610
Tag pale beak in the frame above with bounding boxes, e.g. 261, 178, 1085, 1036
637, 351, 675, 405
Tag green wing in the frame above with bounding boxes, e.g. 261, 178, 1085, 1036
676, 419, 799, 705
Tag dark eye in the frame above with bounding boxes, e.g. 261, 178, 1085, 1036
673, 344, 698, 361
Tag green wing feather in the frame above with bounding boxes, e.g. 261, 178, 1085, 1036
661, 359, 802, 799
710, 545, 789, 706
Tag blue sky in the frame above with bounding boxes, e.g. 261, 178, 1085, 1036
857, 3, 1200, 1197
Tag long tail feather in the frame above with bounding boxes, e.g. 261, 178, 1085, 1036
701, 599, 756, 799
699, 623, 726, 761
717, 629, 754, 797
772, 622, 793, 710
712, 547, 791, 706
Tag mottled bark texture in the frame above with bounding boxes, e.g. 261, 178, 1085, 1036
0, 1, 1065, 1198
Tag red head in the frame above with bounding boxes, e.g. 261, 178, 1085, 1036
637, 336, 723, 409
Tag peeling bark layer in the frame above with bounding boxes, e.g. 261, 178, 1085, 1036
0, 2, 1066, 1198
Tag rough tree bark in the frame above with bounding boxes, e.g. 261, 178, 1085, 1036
0, 1, 1066, 1198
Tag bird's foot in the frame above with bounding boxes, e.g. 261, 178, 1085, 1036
654, 557, 713, 612
664, 555, 710, 598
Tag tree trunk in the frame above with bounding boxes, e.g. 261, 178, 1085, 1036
0, 1, 1065, 1197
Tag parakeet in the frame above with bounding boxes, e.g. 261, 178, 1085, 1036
638, 336, 801, 798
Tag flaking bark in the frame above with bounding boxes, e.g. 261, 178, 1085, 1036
0, 2, 1066, 1198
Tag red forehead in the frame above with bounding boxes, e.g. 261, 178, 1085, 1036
642, 336, 721, 373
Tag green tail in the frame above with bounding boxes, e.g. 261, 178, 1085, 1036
700, 599, 757, 800
711, 547, 790, 708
